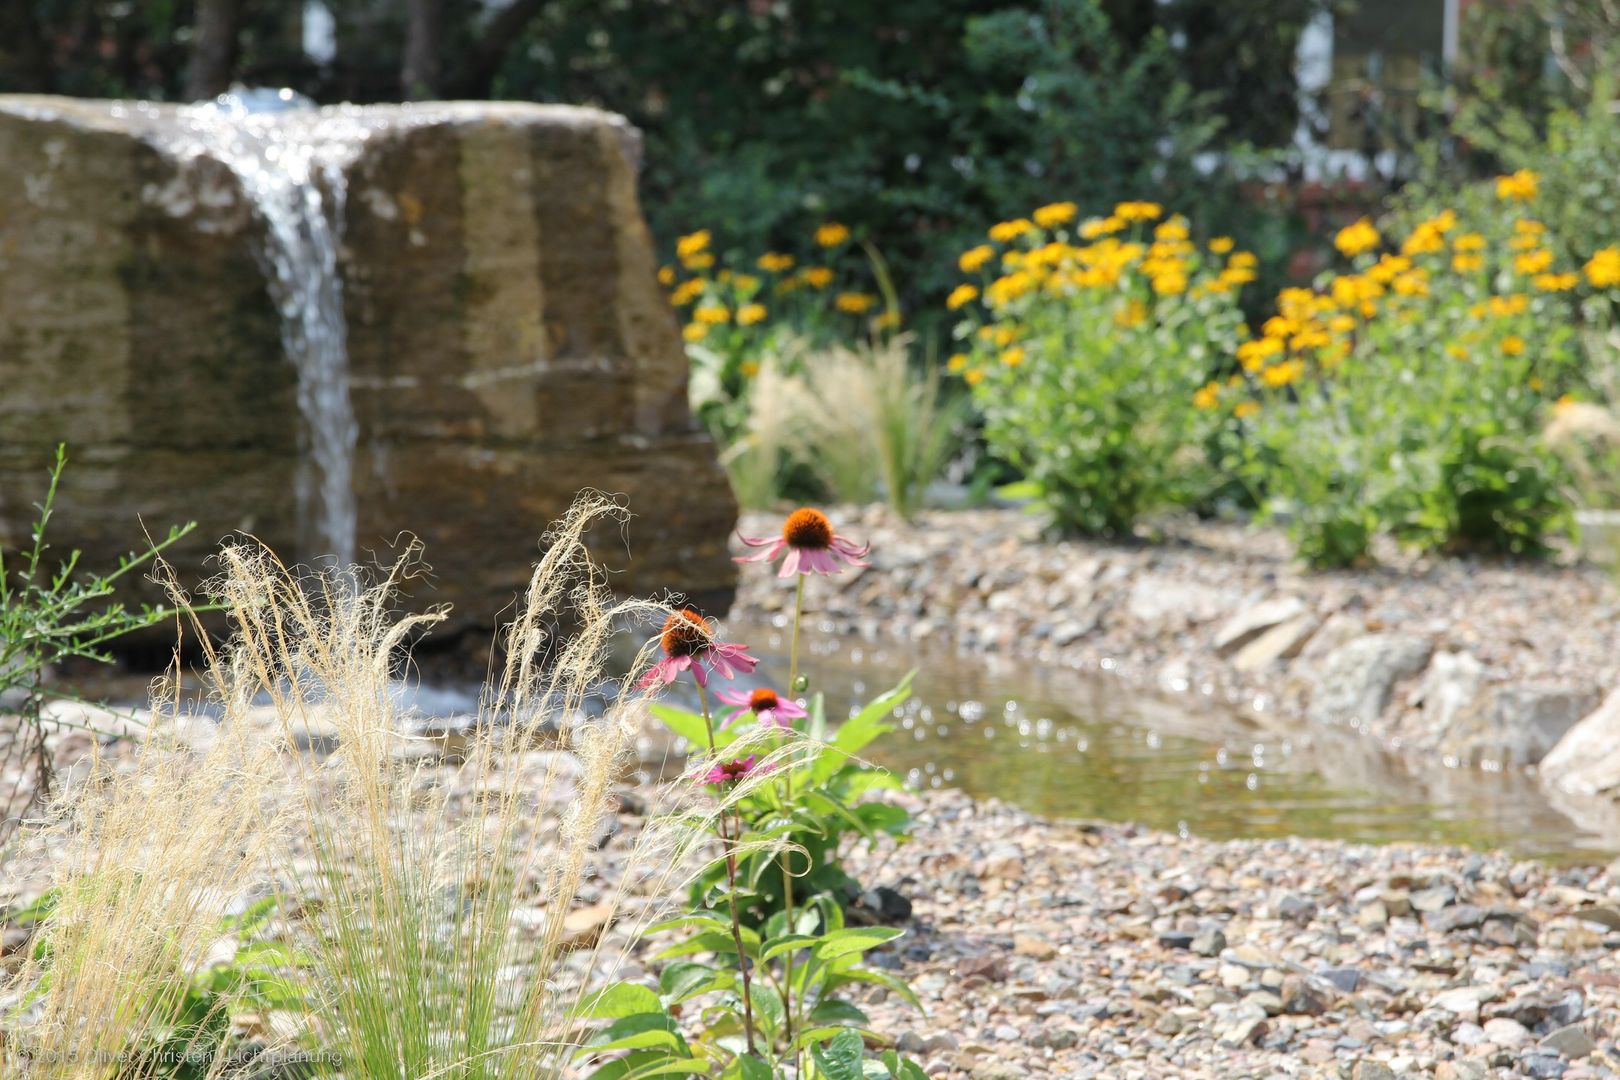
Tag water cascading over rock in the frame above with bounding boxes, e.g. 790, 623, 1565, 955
0, 94, 737, 633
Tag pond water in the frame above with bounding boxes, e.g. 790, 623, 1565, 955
728, 619, 1617, 865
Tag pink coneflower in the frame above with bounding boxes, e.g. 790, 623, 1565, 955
703, 755, 759, 786
638, 608, 759, 690
736, 507, 870, 578
714, 686, 807, 730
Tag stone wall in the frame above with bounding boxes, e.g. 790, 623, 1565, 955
0, 97, 736, 634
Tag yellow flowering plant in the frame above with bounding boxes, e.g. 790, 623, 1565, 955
949, 201, 1251, 534
663, 224, 895, 453
1227, 189, 1605, 566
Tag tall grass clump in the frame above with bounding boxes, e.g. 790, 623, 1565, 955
2, 679, 284, 1078
796, 335, 961, 518
4, 495, 720, 1079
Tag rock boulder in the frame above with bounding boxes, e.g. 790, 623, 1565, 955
0, 96, 736, 635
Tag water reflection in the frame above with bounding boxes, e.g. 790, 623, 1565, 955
730, 619, 1615, 863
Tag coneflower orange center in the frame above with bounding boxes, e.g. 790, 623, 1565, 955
749, 688, 781, 712
660, 608, 711, 657
782, 507, 834, 549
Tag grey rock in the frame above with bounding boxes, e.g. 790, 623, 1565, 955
1543, 686, 1620, 797
1281, 975, 1331, 1016
1443, 683, 1600, 765
1539, 1023, 1595, 1059
1411, 884, 1457, 913
1410, 650, 1488, 742
1549, 990, 1584, 1027
1214, 596, 1307, 655
1483, 1017, 1532, 1049
1277, 894, 1317, 923
1522, 1052, 1569, 1078
1427, 904, 1487, 933
1318, 966, 1362, 994
1191, 928, 1227, 957
0, 95, 738, 639
1309, 634, 1434, 727
1351, 1063, 1398, 1080
1157, 930, 1195, 950
1232, 613, 1320, 672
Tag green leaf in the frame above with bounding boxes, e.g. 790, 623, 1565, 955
581, 981, 664, 1019
759, 933, 818, 962
880, 1051, 930, 1080
649, 703, 741, 752
809, 1028, 866, 1080
585, 1051, 712, 1080
749, 980, 785, 1039
726, 1054, 773, 1080
813, 927, 902, 963
583, 1013, 685, 1054
660, 961, 735, 1004
809, 999, 870, 1026
646, 913, 733, 937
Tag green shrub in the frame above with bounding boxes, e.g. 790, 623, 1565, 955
1226, 200, 1606, 566
947, 201, 1252, 534
1, 446, 192, 850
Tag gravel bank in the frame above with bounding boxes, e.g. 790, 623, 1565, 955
849, 788, 1620, 1080
731, 507, 1620, 780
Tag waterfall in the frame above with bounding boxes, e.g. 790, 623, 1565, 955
163, 89, 364, 568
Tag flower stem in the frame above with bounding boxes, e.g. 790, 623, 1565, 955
780, 571, 808, 1045
700, 680, 757, 1056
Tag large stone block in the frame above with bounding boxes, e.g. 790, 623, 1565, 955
0, 96, 736, 635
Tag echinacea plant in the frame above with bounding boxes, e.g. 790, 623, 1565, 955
578, 508, 921, 1080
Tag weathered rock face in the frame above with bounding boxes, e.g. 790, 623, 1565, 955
0, 96, 736, 634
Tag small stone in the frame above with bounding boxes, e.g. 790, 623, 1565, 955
1352, 1062, 1398, 1080
1225, 945, 1273, 969
1158, 930, 1195, 950
1246, 989, 1285, 1016
1014, 934, 1058, 961
1574, 904, 1620, 930
1431, 986, 1488, 1022
1522, 1053, 1569, 1078
1483, 1017, 1532, 1049
1318, 966, 1362, 994
1437, 1062, 1489, 1080
1540, 1024, 1596, 1060
1030, 1026, 1078, 1050
1218, 1010, 1267, 1047
1359, 900, 1390, 929
1277, 894, 1317, 923
1215, 596, 1307, 654
1549, 990, 1584, 1027
1191, 927, 1226, 957
1411, 884, 1457, 912
1282, 975, 1331, 1015
1428, 904, 1487, 933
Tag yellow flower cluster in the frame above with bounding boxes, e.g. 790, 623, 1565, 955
664, 222, 894, 348
948, 199, 1251, 388
1224, 188, 1620, 418
1587, 247, 1620, 288
1495, 169, 1539, 202
815, 222, 851, 247
1334, 218, 1381, 258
